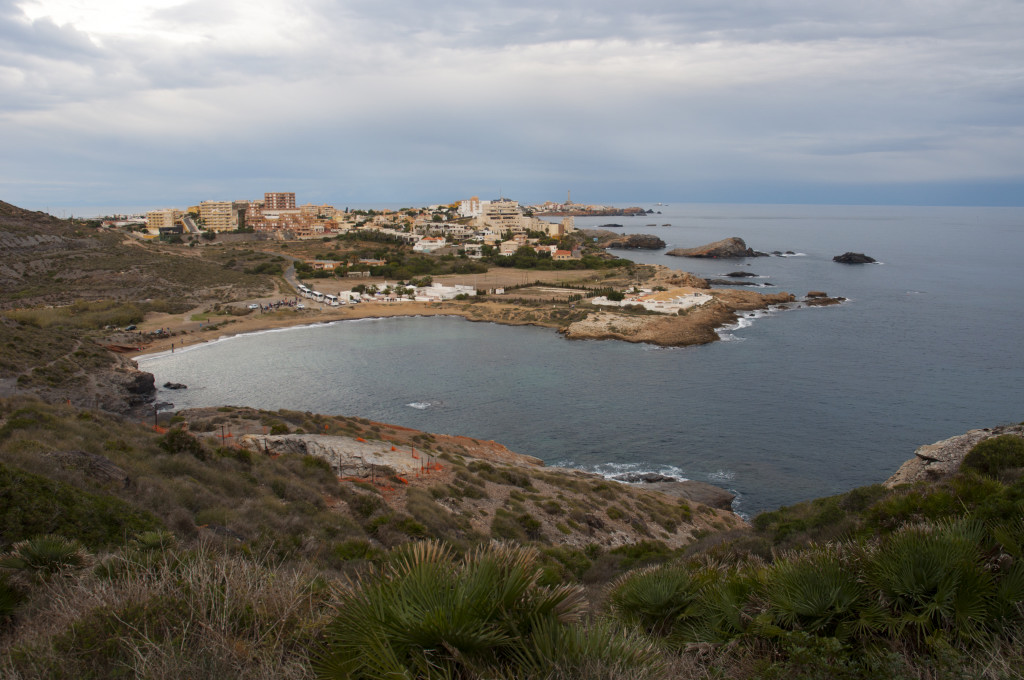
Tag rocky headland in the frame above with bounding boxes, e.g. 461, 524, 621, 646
884, 422, 1024, 487
561, 288, 796, 346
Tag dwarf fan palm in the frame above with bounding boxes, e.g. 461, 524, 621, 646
864, 520, 995, 645
0, 534, 91, 584
314, 540, 592, 680
607, 564, 703, 639
761, 547, 878, 642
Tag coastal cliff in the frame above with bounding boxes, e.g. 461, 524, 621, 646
884, 422, 1024, 487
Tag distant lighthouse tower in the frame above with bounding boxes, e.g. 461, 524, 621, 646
566, 190, 572, 205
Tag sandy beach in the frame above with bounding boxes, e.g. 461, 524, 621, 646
130, 300, 475, 358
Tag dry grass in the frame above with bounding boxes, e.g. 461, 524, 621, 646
0, 541, 329, 679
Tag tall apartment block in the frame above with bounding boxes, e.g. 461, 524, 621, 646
146, 209, 183, 231
264, 192, 296, 210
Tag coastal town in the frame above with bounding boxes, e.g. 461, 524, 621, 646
116, 191, 649, 251
95, 191, 734, 321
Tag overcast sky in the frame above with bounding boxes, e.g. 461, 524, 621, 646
2, 0, 1023, 213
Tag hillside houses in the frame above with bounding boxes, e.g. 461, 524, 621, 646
143, 192, 578, 254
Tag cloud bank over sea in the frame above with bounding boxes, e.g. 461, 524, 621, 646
2, 0, 1023, 209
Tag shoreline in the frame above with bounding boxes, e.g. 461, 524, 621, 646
129, 286, 802, 359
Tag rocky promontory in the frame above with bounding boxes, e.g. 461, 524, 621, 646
603, 234, 666, 250
561, 289, 796, 346
667, 237, 767, 259
884, 423, 1024, 487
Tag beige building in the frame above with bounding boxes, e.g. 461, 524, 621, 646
265, 192, 296, 210
146, 209, 183, 232
471, 198, 574, 237
199, 201, 234, 232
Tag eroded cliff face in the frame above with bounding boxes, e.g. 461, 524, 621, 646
0, 320, 157, 415
885, 423, 1024, 487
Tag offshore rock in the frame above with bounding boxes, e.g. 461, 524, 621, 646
705, 279, 771, 287
833, 252, 876, 264
612, 472, 678, 483
642, 480, 736, 510
667, 237, 768, 259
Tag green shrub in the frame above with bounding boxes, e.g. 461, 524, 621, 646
159, 427, 206, 459
606, 505, 626, 520
491, 509, 526, 541
0, 573, 26, 620
609, 540, 672, 570
962, 435, 1024, 478
0, 463, 163, 549
348, 493, 384, 519
0, 534, 91, 583
864, 521, 996, 645
607, 564, 703, 640
332, 540, 382, 562
762, 548, 874, 642
517, 513, 543, 539
315, 541, 652, 680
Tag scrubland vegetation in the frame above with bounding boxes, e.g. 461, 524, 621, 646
1, 397, 1022, 679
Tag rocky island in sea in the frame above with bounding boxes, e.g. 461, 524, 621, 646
667, 236, 769, 258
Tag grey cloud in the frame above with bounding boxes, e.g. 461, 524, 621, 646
0, 1, 100, 59
320, 0, 1024, 47
2, 0, 1023, 209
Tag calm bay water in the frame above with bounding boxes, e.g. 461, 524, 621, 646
139, 204, 1024, 515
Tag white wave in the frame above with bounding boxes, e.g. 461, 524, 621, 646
714, 302, 792, 340
551, 460, 690, 482
707, 469, 735, 482
406, 399, 444, 410
778, 252, 807, 257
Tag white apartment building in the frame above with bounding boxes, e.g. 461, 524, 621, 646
458, 196, 482, 218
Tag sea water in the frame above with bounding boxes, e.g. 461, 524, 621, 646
138, 204, 1024, 515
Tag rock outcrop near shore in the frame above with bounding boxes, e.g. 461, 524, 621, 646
884, 423, 1024, 487
667, 237, 767, 259
613, 474, 736, 510
833, 252, 876, 264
